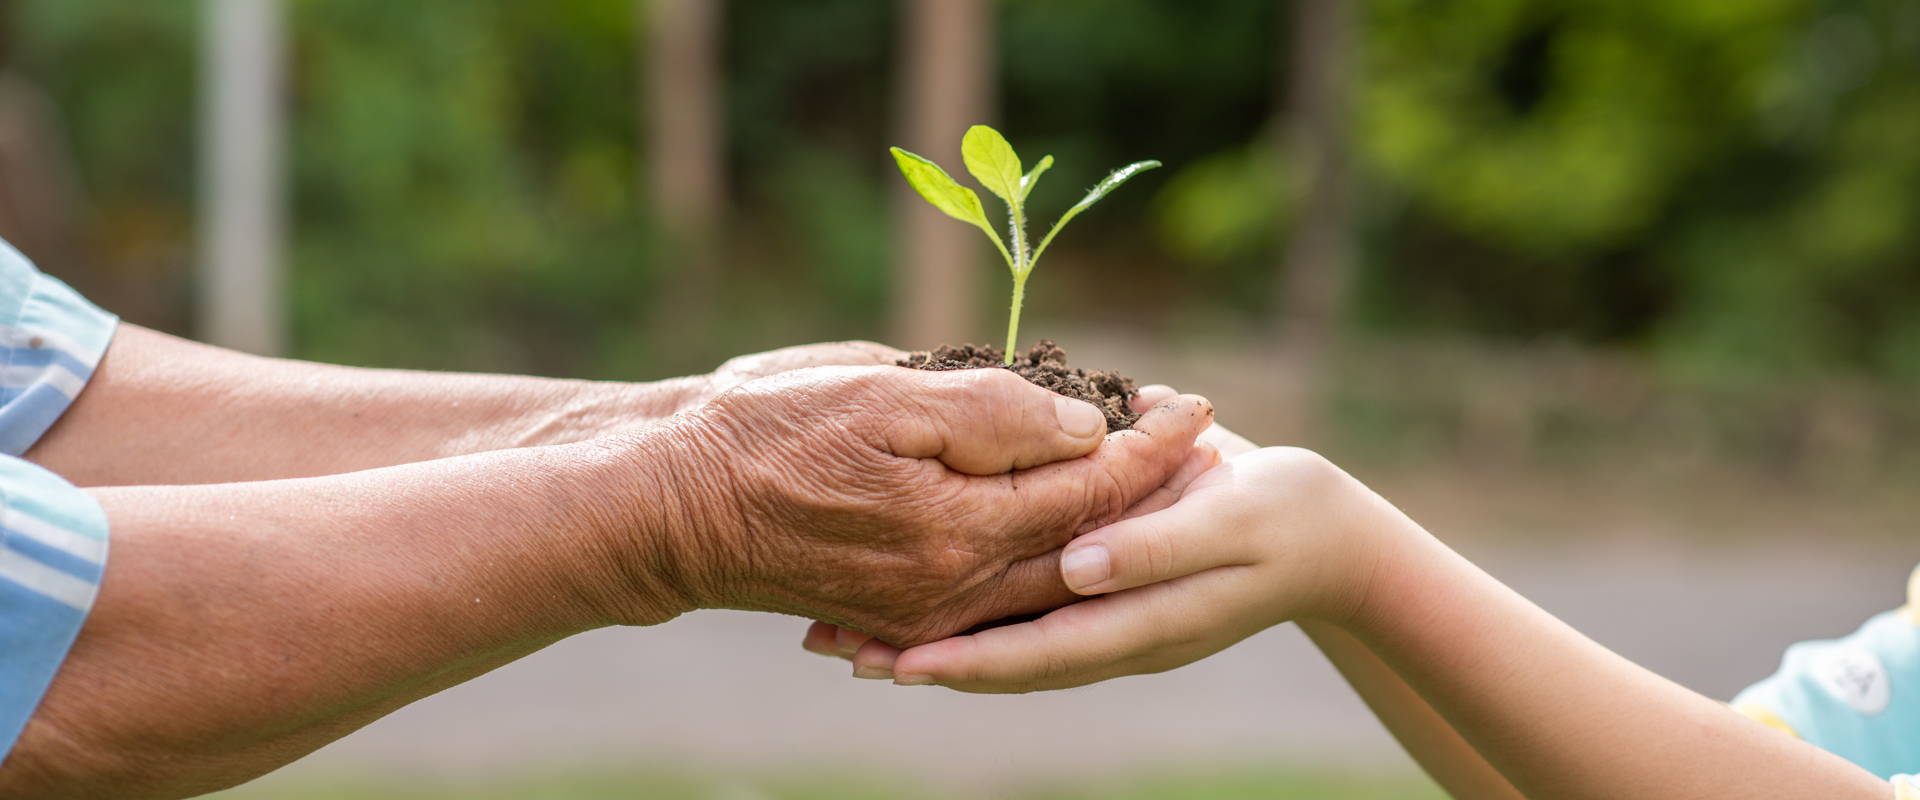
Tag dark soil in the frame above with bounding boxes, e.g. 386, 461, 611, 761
896, 339, 1140, 431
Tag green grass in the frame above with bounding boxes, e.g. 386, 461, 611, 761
204, 766, 1447, 800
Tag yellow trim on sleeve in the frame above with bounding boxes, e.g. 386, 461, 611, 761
1904, 567, 1920, 625
1894, 775, 1920, 800
1733, 702, 1800, 739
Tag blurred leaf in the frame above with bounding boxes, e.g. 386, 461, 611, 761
1153, 144, 1287, 267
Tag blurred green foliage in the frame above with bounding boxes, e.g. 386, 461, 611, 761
1354, 0, 1920, 385
10, 0, 1920, 383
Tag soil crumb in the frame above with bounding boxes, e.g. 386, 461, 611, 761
897, 339, 1140, 431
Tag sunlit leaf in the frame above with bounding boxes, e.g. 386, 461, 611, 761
890, 146, 990, 228
961, 124, 1023, 205
889, 146, 1014, 269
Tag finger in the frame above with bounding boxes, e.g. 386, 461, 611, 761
943, 551, 1082, 642
874, 552, 1082, 649
1125, 384, 1258, 458
993, 393, 1215, 544
851, 638, 903, 679
891, 573, 1245, 693
1059, 473, 1248, 595
833, 626, 875, 657
1117, 442, 1221, 521
802, 621, 844, 658
878, 367, 1110, 475
1130, 384, 1178, 413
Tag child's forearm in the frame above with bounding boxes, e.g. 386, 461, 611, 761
1342, 520, 1888, 799
1300, 620, 1525, 799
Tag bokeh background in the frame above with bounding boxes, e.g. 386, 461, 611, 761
4, 0, 1918, 797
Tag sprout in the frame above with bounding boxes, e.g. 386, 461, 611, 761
891, 125, 1161, 364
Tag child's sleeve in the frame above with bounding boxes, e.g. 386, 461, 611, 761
1732, 565, 1920, 780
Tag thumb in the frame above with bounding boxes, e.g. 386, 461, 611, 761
879, 366, 1110, 475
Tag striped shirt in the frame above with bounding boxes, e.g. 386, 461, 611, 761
0, 239, 115, 763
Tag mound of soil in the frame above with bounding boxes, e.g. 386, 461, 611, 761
896, 339, 1140, 431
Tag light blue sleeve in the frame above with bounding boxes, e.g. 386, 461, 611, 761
0, 239, 116, 764
0, 239, 118, 455
1732, 569, 1920, 780
0, 456, 108, 762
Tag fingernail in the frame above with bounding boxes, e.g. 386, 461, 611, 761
895, 673, 933, 686
1054, 396, 1105, 439
854, 665, 894, 680
1061, 545, 1111, 592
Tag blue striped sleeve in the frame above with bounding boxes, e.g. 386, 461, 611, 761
0, 454, 107, 762
0, 239, 116, 764
0, 238, 117, 456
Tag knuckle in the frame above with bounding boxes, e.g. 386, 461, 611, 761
958, 366, 1034, 406
968, 365, 1025, 390
1140, 527, 1178, 582
1038, 650, 1075, 681
1076, 467, 1132, 534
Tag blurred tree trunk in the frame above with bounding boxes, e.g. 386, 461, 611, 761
640, 0, 724, 368
0, 73, 86, 287
890, 0, 992, 350
1271, 0, 1356, 442
0, 1, 85, 281
199, 0, 286, 356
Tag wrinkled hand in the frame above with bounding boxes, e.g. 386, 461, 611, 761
800, 385, 1248, 671
632, 366, 1215, 647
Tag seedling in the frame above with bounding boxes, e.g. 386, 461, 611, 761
891, 125, 1161, 364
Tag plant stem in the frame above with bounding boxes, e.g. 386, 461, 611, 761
1004, 184, 1030, 366
1004, 274, 1026, 366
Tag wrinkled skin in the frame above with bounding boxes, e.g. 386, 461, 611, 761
636, 364, 1216, 646
800, 383, 1243, 667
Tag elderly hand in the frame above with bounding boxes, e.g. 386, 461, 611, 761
801, 384, 1268, 676
601, 365, 1214, 646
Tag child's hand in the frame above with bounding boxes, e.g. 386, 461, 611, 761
828, 443, 1396, 693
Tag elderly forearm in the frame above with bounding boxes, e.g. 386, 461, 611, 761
25, 324, 706, 486
1346, 524, 1888, 800
0, 438, 689, 800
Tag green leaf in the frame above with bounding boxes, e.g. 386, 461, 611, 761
1029, 159, 1163, 270
960, 124, 1023, 204
1019, 155, 1054, 202
890, 146, 992, 228
888, 146, 1016, 271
